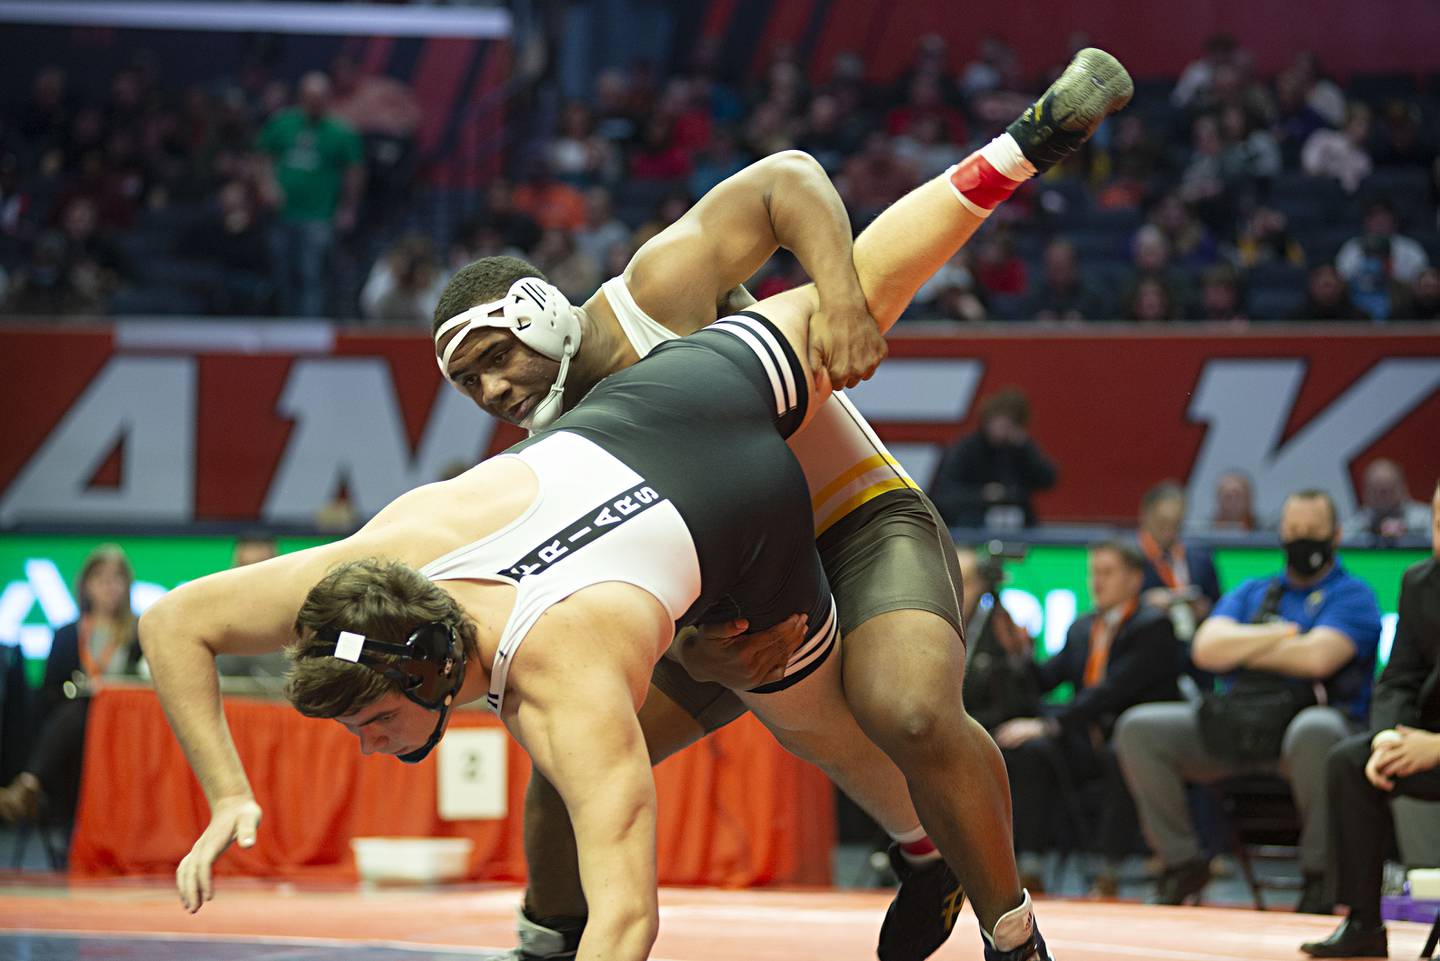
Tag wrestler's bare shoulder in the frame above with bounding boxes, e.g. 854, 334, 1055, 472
349, 455, 539, 564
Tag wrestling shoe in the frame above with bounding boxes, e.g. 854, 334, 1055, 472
1006, 47, 1133, 174
502, 907, 582, 961
877, 842, 965, 961
981, 891, 1054, 961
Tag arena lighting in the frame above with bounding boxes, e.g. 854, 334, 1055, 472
0, 1, 511, 37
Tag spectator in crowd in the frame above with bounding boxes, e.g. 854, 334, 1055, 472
1273, 64, 1330, 167
359, 234, 446, 326
1127, 223, 1195, 316
1344, 235, 1416, 321
1218, 103, 1282, 198
1024, 238, 1111, 321
1412, 266, 1440, 320
1178, 115, 1227, 219
838, 131, 921, 224
1372, 100, 1437, 170
972, 227, 1027, 299
1149, 192, 1218, 270
1125, 275, 1180, 322
1096, 115, 1165, 211
995, 541, 1182, 896
1210, 470, 1259, 532
1287, 51, 1347, 129
796, 94, 857, 175
530, 228, 600, 304
911, 248, 987, 321
1115, 490, 1381, 911
1294, 264, 1369, 321
256, 71, 364, 317
632, 187, 693, 248
1301, 481, 1440, 959
886, 73, 967, 145
1231, 206, 1306, 270
4, 197, 127, 315
181, 179, 271, 315
741, 100, 798, 159
929, 387, 1059, 529
478, 177, 541, 254
546, 101, 620, 187
327, 54, 421, 141
687, 125, 751, 197
512, 162, 587, 233
17, 66, 74, 154
1336, 200, 1430, 286
892, 114, 966, 182
1305, 101, 1370, 200
1171, 34, 1240, 111
1344, 458, 1434, 543
1197, 264, 1248, 321
0, 545, 143, 825
1136, 482, 1221, 641
573, 186, 630, 267
327, 54, 420, 232
629, 115, 692, 182
961, 34, 1021, 99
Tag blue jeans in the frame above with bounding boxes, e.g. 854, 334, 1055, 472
270, 219, 334, 318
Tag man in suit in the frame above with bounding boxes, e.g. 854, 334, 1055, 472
1136, 482, 1221, 642
994, 541, 1182, 892
1303, 480, 1440, 958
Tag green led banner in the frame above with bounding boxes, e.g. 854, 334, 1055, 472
0, 533, 329, 683
0, 534, 1425, 681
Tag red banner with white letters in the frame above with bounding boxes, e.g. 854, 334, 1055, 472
2, 322, 1437, 527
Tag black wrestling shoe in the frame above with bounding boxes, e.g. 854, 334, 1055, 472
503, 908, 582, 961
1153, 857, 1211, 906
1299, 917, 1388, 958
877, 843, 965, 961
1005, 48, 1134, 174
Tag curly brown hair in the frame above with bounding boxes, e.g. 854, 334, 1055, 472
283, 557, 478, 719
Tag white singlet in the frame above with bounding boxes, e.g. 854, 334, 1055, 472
420, 431, 702, 713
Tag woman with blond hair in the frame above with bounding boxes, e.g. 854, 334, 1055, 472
0, 544, 143, 824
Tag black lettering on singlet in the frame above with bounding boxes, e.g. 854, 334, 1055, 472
501, 482, 666, 580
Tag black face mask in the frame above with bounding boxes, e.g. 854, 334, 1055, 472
1283, 537, 1334, 578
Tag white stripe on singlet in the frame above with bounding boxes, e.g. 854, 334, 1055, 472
709, 317, 792, 416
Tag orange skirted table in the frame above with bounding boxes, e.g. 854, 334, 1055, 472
69, 686, 835, 886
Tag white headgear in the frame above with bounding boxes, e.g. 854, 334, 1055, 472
434, 277, 583, 430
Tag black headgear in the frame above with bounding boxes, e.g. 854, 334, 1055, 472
317, 621, 467, 763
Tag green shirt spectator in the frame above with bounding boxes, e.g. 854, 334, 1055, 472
258, 108, 363, 223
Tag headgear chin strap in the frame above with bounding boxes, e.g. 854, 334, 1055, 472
324, 622, 467, 764
434, 277, 583, 431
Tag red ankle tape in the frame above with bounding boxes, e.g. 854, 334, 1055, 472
899, 836, 937, 858
949, 152, 1023, 211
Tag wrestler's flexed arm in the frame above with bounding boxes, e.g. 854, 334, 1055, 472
502, 584, 673, 961
138, 537, 364, 911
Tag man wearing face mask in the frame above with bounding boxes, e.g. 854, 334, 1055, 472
1115, 489, 1381, 912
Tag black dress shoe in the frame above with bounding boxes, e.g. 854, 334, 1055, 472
1295, 872, 1334, 915
1299, 917, 1387, 958
1153, 857, 1210, 905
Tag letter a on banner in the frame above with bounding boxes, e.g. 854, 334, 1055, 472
0, 357, 196, 524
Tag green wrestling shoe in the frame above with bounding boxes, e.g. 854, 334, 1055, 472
1006, 47, 1134, 174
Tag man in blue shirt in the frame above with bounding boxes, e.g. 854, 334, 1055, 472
1114, 489, 1381, 911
